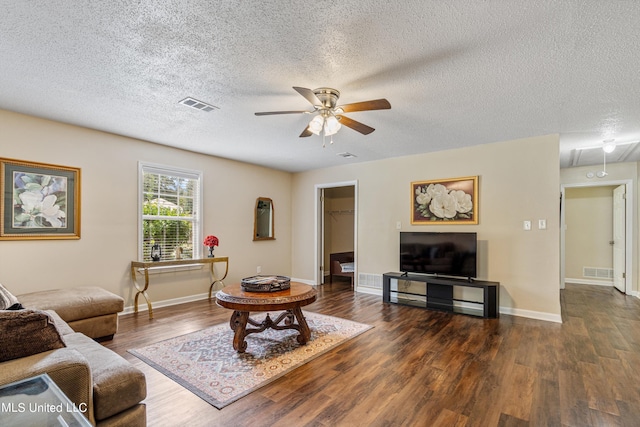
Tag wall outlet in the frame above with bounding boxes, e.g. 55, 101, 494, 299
523, 220, 532, 231
257, 266, 262, 274
396, 221, 402, 230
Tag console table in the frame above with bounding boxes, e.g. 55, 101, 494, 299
383, 272, 499, 318
130, 257, 229, 319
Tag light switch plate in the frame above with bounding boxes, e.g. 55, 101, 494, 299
523, 220, 532, 230
538, 219, 547, 230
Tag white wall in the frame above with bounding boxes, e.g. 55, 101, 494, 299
292, 134, 562, 320
0, 110, 293, 307
1, 109, 565, 320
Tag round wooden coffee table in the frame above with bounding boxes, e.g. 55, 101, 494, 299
215, 282, 317, 353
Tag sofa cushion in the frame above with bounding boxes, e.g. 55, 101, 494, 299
63, 333, 146, 421
66, 314, 119, 340
0, 309, 66, 362
18, 286, 124, 322
0, 284, 23, 310
44, 309, 76, 336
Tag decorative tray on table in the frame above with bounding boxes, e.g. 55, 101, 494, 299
241, 275, 291, 292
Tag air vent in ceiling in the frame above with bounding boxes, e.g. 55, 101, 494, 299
178, 97, 219, 112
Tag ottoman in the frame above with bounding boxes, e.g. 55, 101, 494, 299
18, 286, 124, 340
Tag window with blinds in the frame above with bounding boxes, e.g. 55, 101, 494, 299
139, 163, 202, 261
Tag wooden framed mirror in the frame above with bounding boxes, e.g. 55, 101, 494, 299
254, 197, 275, 241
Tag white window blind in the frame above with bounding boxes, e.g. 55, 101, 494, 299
138, 163, 202, 261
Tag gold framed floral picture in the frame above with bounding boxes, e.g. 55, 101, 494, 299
411, 176, 478, 225
0, 157, 81, 240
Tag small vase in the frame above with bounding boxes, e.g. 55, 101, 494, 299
208, 246, 215, 258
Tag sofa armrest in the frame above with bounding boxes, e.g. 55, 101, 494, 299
0, 347, 95, 426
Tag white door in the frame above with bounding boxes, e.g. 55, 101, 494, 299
612, 185, 626, 293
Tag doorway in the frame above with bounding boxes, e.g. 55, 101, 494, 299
560, 181, 632, 294
315, 181, 357, 288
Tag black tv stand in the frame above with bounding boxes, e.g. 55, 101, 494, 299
383, 272, 499, 318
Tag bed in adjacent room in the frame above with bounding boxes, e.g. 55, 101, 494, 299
330, 252, 354, 285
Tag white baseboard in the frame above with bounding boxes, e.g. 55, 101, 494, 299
499, 306, 562, 323
122, 292, 210, 315
375, 289, 562, 323
355, 286, 382, 296
291, 277, 316, 286
121, 283, 563, 324
123, 278, 318, 315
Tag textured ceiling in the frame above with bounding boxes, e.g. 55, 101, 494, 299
1, 1, 640, 172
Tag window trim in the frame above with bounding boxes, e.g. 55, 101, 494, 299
137, 161, 203, 262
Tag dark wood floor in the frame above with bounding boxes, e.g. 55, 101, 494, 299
103, 283, 640, 427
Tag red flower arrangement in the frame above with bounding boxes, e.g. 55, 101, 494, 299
203, 235, 219, 247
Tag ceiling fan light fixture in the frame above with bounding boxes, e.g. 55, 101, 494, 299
324, 116, 341, 136
255, 86, 391, 142
308, 115, 324, 135
603, 139, 616, 153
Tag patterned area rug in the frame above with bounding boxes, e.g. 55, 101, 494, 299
129, 311, 372, 409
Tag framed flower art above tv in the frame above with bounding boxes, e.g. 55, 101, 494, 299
411, 176, 478, 225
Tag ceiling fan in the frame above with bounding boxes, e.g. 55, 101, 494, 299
255, 87, 391, 141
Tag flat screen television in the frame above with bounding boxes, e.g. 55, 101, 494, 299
400, 232, 477, 279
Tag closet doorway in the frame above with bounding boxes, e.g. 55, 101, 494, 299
315, 181, 357, 288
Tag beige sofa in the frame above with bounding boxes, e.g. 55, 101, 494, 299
0, 286, 146, 426
17, 286, 125, 340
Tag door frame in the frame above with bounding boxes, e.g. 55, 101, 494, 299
315, 180, 358, 288
560, 179, 633, 294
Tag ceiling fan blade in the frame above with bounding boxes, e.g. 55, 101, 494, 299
339, 98, 391, 113
338, 115, 375, 135
293, 87, 322, 106
255, 110, 310, 116
299, 127, 313, 137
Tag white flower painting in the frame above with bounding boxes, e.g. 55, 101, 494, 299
411, 176, 478, 224
1, 158, 80, 240
13, 172, 68, 228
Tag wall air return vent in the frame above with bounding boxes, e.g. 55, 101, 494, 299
583, 267, 613, 279
358, 273, 382, 289
179, 97, 219, 112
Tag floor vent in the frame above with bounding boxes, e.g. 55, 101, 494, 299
583, 267, 613, 279
358, 273, 382, 289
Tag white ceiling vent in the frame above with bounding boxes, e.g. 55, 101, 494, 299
178, 97, 219, 112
